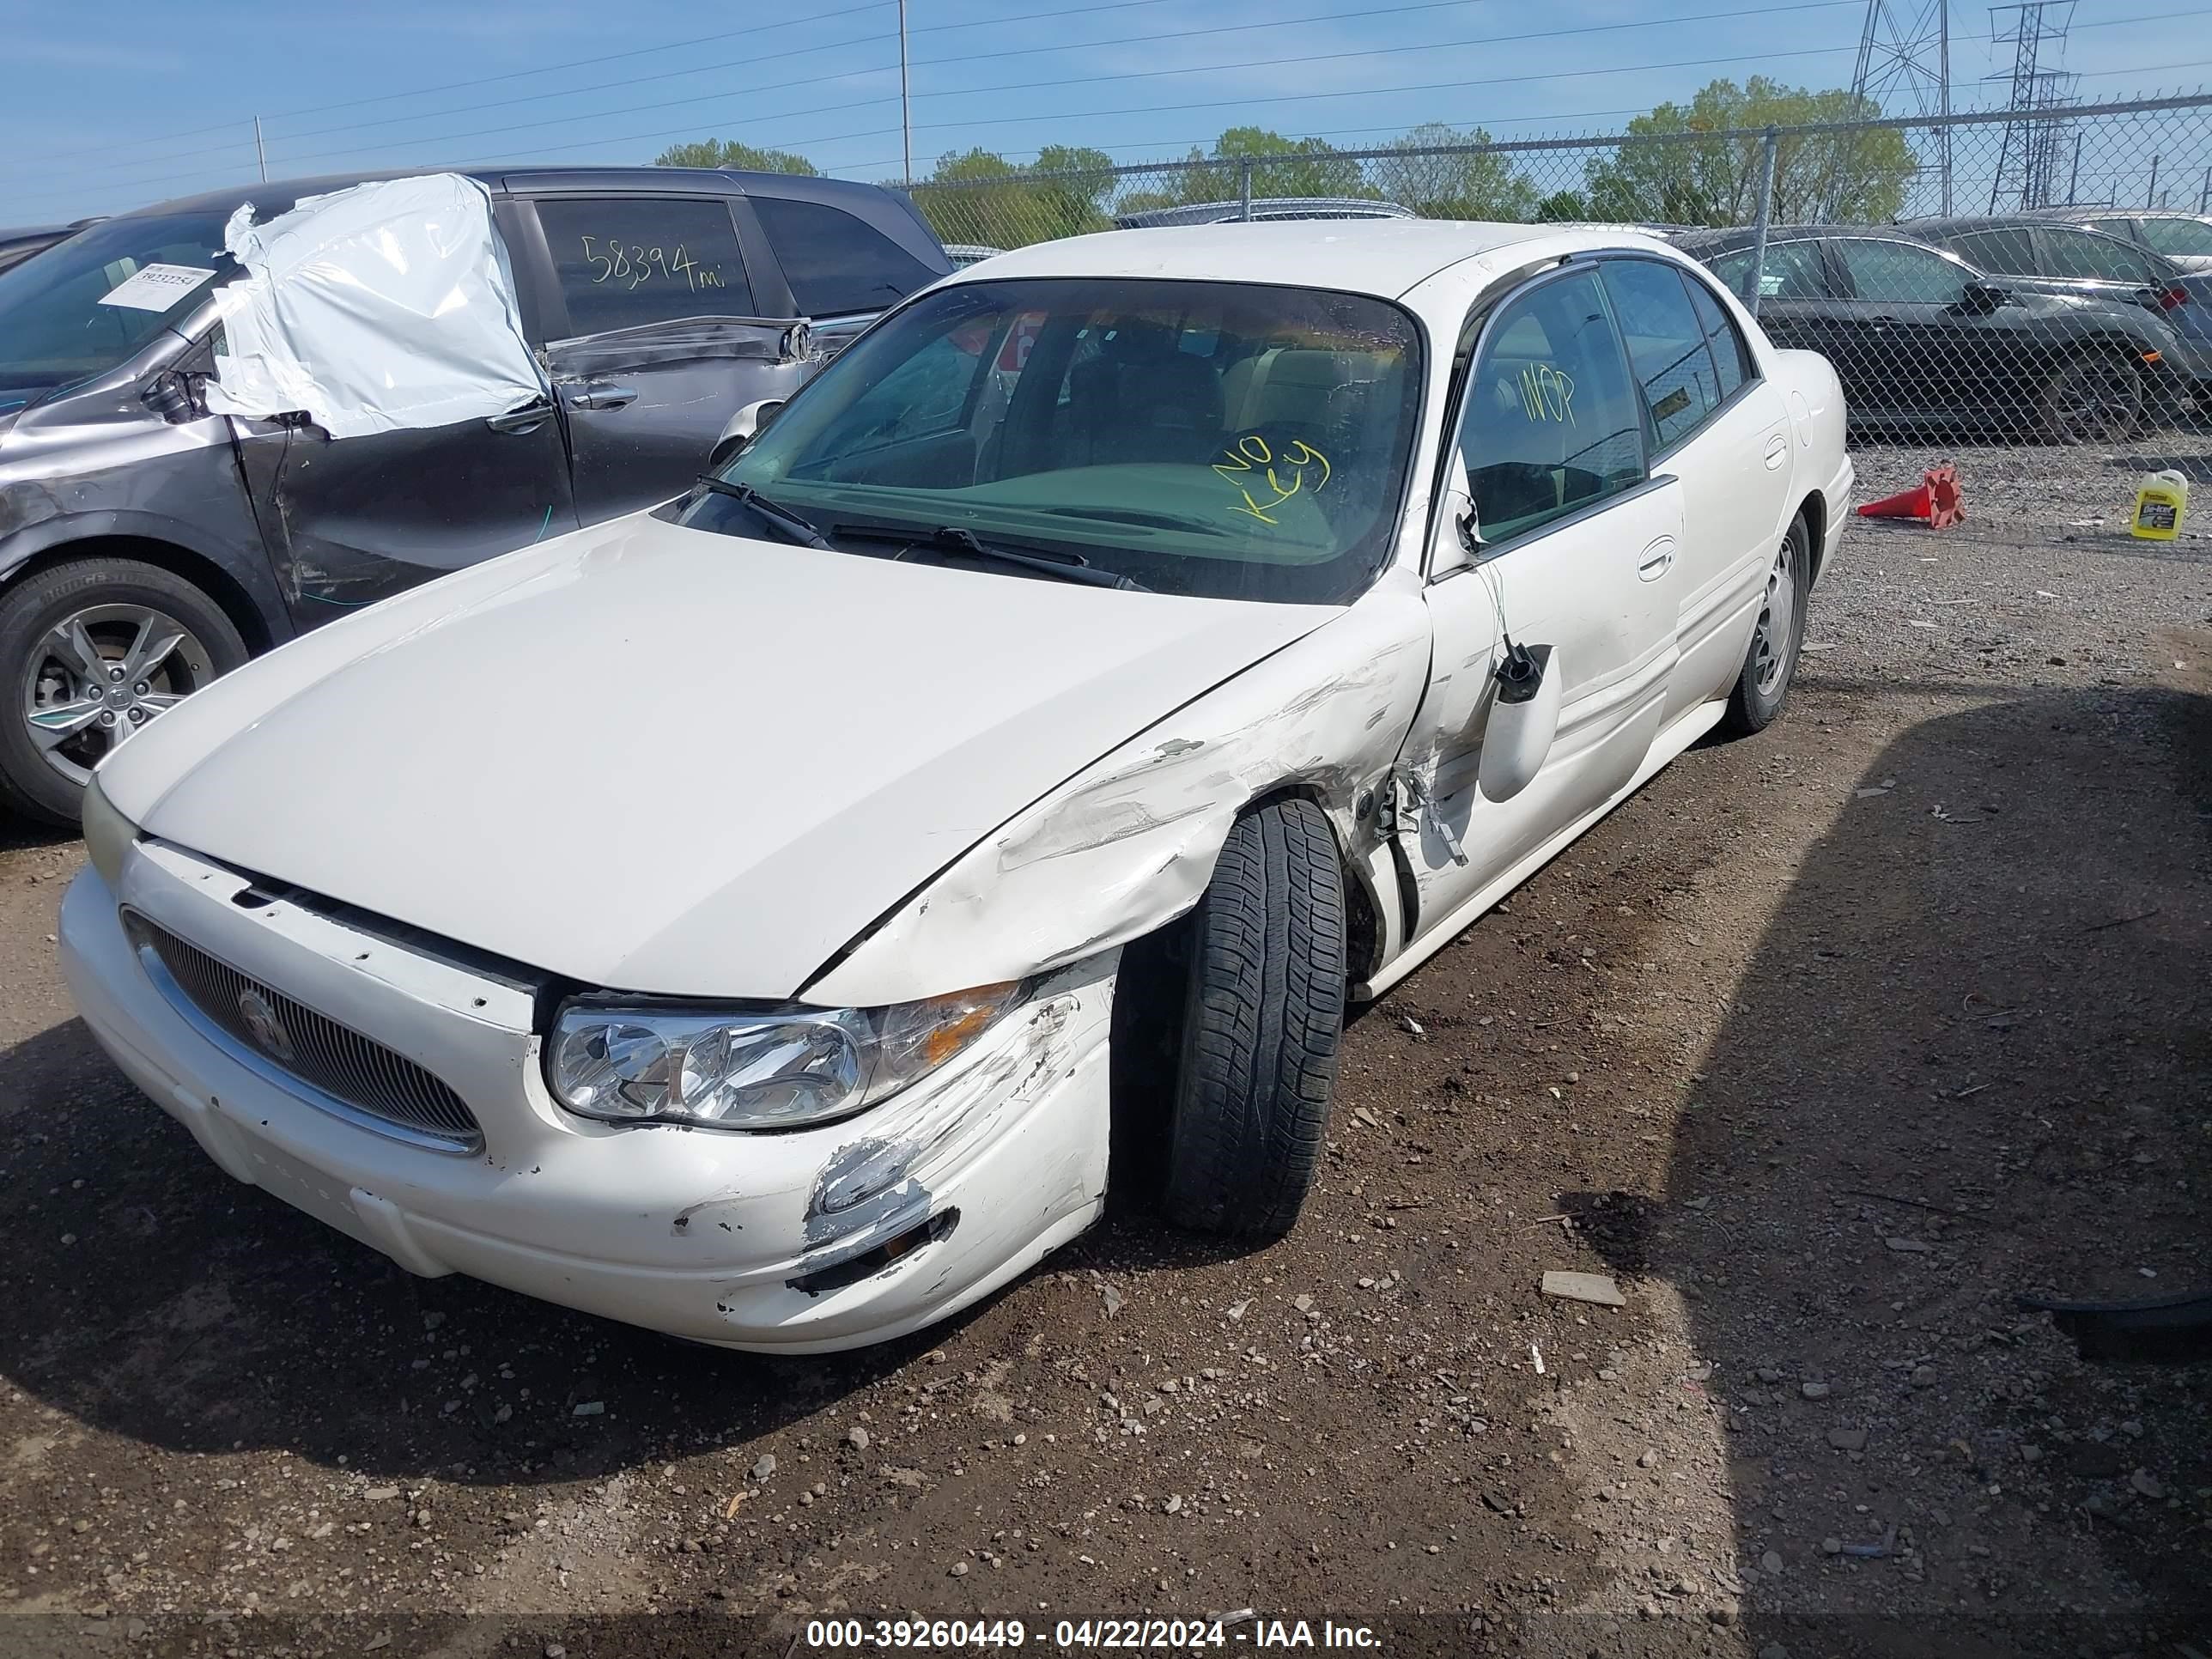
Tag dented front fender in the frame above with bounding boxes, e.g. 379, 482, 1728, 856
807, 571, 1433, 1007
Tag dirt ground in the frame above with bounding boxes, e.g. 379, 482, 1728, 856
2, 442, 2208, 1659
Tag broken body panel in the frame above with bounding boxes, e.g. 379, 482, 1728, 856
63, 221, 1855, 1350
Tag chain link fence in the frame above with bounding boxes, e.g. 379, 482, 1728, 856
909, 94, 2212, 462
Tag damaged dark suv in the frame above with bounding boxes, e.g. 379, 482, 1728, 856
0, 166, 950, 825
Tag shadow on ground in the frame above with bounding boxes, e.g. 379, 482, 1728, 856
1575, 685, 2212, 1655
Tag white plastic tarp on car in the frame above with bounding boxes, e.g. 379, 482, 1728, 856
204, 173, 544, 440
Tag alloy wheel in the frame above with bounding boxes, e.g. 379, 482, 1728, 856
1750, 538, 1796, 696
2049, 358, 2142, 443
21, 603, 216, 788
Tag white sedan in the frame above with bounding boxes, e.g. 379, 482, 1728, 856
60, 221, 1850, 1352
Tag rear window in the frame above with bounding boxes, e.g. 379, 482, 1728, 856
2042, 228, 2156, 283
752, 196, 939, 318
2141, 216, 2212, 257
1708, 240, 1827, 303
536, 197, 756, 337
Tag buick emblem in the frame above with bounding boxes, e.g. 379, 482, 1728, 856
236, 990, 295, 1063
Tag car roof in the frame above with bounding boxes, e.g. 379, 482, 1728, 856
2031, 205, 2212, 222
1114, 198, 1418, 228
1912, 214, 2139, 240
123, 165, 909, 221
945, 218, 1678, 299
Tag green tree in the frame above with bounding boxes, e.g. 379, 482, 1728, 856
1582, 78, 1915, 228
1367, 123, 1538, 221
1167, 127, 1371, 207
1534, 188, 1590, 222
654, 138, 819, 174
912, 145, 1118, 248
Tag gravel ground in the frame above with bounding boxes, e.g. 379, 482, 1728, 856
1, 438, 2208, 1659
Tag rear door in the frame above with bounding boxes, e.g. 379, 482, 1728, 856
2033, 223, 2166, 312
526, 192, 811, 523
1596, 255, 1793, 720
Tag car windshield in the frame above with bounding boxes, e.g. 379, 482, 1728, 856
0, 210, 234, 410
688, 276, 1424, 604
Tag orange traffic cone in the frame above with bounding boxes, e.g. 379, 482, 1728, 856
1857, 465, 1964, 528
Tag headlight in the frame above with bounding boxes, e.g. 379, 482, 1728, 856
545, 981, 1023, 1130
82, 774, 139, 890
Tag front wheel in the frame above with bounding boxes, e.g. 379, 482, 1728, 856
1158, 797, 1346, 1238
0, 557, 248, 827
1720, 514, 1809, 738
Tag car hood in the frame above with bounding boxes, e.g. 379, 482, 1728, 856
105, 513, 1334, 1000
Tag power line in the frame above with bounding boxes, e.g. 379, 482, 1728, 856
9, 2, 2200, 211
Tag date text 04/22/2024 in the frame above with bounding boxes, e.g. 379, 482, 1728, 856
800, 1618, 1384, 1650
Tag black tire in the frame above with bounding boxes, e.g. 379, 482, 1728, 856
2039, 350, 2144, 445
1720, 514, 1810, 738
1158, 797, 1346, 1238
0, 556, 249, 828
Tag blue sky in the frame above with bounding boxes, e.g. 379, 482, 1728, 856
1, 0, 2203, 224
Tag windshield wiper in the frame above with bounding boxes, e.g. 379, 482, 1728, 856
693, 476, 832, 550
839, 524, 1148, 592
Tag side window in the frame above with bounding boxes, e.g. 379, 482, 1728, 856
1948, 228, 2036, 274
1460, 270, 1645, 548
1599, 259, 1723, 451
750, 196, 939, 318
1680, 275, 1752, 398
1708, 240, 1827, 304
2141, 216, 2212, 257
1838, 239, 1969, 304
2042, 228, 2154, 283
535, 197, 754, 337
2085, 216, 2141, 243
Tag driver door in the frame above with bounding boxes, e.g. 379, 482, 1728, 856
1393, 265, 1682, 940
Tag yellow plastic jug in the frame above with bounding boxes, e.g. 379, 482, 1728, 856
2130, 469, 2190, 541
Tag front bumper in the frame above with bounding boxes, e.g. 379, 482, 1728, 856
58, 843, 1112, 1353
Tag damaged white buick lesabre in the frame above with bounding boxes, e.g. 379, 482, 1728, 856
61, 221, 1850, 1352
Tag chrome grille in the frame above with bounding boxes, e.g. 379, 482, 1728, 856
127, 914, 483, 1153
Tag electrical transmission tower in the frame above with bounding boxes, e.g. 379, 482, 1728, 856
1987, 2, 2079, 210
1851, 2, 1953, 214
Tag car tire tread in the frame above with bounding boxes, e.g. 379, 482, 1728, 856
1161, 797, 1346, 1238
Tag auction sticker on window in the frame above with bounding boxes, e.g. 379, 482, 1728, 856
98, 264, 216, 312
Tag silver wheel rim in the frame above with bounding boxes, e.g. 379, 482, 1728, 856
2051, 361, 2140, 442
1750, 538, 1796, 697
21, 603, 216, 788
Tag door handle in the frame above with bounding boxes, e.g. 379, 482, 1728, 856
1637, 536, 1676, 581
485, 399, 553, 434
568, 383, 639, 411
1764, 434, 1790, 471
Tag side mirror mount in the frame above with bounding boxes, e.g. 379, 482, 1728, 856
713, 398, 785, 466
1477, 642, 1560, 804
1429, 480, 1480, 578
1960, 281, 2008, 316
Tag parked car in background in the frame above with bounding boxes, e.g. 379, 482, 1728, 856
1909, 215, 2209, 408
1114, 198, 1416, 228
60, 219, 1850, 1352
0, 219, 100, 273
0, 166, 951, 825
943, 243, 1006, 268
1674, 224, 2188, 444
1910, 216, 2188, 312
2031, 206, 2212, 273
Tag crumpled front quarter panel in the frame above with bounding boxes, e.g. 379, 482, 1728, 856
809, 570, 1433, 1007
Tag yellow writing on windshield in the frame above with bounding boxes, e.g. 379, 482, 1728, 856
1518, 363, 1576, 425
1214, 434, 1331, 526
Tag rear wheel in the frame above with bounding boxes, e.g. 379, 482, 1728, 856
1720, 514, 1809, 738
0, 557, 247, 827
2039, 351, 2144, 444
1158, 797, 1346, 1238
